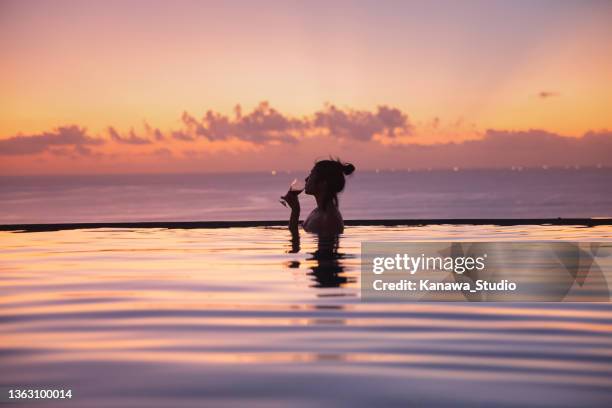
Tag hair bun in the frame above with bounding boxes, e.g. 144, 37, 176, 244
342, 162, 355, 175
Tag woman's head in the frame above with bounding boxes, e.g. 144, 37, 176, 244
305, 158, 355, 208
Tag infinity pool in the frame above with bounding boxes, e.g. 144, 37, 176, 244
1, 225, 612, 407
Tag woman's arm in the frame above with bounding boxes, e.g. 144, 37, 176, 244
289, 205, 300, 234
281, 191, 300, 234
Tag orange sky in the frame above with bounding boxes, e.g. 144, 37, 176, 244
1, 0, 611, 174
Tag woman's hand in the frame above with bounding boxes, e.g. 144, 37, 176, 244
281, 190, 300, 212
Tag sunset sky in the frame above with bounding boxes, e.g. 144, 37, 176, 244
1, 0, 611, 174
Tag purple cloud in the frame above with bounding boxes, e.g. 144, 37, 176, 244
387, 129, 612, 168
3, 104, 610, 171
107, 127, 152, 145
314, 104, 411, 140
0, 126, 104, 155
538, 91, 560, 99
144, 122, 165, 141
172, 130, 195, 142
180, 101, 302, 144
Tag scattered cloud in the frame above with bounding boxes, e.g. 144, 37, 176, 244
385, 129, 612, 168
144, 122, 165, 141
0, 103, 414, 157
172, 102, 411, 144
583, 130, 612, 140
2, 104, 610, 173
313, 104, 411, 141
538, 91, 560, 99
107, 127, 152, 145
0, 126, 104, 155
179, 101, 302, 144
171, 130, 195, 142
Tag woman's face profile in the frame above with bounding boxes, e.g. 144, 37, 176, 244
304, 168, 317, 195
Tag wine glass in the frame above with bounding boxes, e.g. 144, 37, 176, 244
289, 178, 304, 193
280, 178, 304, 207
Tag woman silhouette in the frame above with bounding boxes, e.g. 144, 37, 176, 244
281, 158, 355, 236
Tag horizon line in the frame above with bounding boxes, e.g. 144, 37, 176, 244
1, 165, 611, 178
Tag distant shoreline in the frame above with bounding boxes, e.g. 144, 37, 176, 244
1, 218, 611, 232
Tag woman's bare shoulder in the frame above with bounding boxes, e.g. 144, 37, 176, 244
302, 208, 318, 233
303, 208, 344, 234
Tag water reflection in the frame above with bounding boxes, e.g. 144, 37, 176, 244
1, 226, 612, 407
287, 230, 355, 289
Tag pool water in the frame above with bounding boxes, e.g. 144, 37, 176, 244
1, 225, 612, 407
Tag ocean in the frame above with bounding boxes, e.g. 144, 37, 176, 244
0, 168, 611, 224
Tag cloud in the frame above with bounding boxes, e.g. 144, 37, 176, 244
538, 91, 560, 99
314, 104, 411, 141
3, 104, 610, 173
144, 122, 165, 141
172, 127, 612, 173
385, 129, 612, 168
0, 103, 411, 158
171, 130, 195, 141
74, 145, 95, 156
180, 101, 302, 144
174, 102, 410, 144
583, 130, 612, 140
107, 127, 152, 145
0, 126, 104, 155
48, 144, 97, 158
